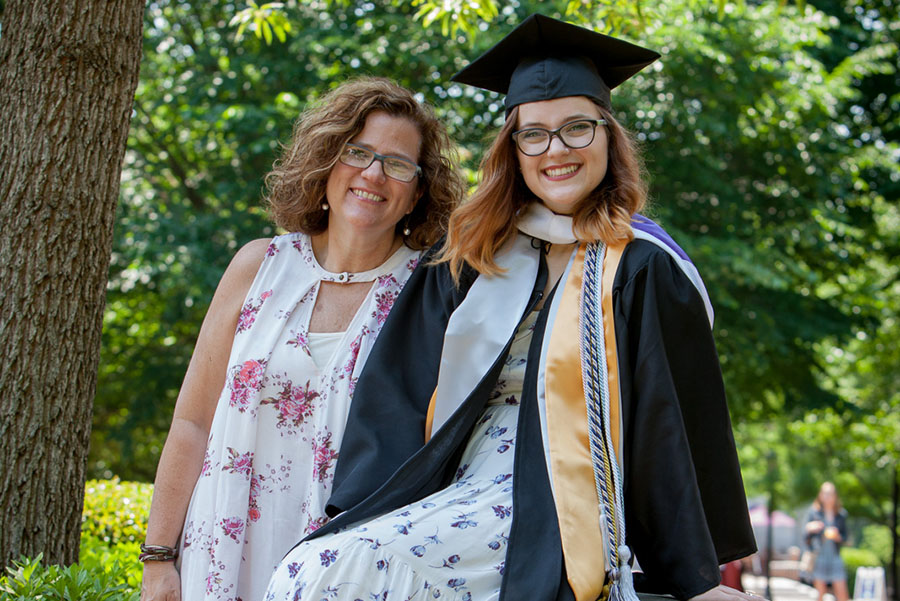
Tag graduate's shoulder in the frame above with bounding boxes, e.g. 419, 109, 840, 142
618, 239, 692, 282
416, 237, 480, 293
617, 217, 715, 325
622, 214, 699, 270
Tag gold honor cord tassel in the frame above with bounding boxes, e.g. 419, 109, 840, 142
601, 242, 626, 472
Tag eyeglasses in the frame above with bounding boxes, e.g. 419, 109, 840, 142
511, 119, 607, 156
338, 143, 422, 183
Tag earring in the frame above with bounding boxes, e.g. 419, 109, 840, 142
321, 202, 329, 211
402, 216, 411, 237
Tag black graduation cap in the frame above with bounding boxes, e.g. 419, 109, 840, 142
451, 14, 660, 112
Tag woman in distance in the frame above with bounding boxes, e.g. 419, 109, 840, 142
139, 77, 462, 601
266, 15, 758, 601
804, 482, 850, 601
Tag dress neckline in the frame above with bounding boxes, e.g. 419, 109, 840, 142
297, 233, 411, 283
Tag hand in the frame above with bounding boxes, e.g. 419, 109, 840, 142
690, 584, 770, 601
140, 562, 181, 601
824, 526, 841, 542
805, 520, 825, 534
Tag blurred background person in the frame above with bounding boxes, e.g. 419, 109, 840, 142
804, 482, 850, 601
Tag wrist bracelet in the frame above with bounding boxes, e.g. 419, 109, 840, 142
139, 543, 178, 563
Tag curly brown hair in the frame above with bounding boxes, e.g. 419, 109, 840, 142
265, 77, 464, 250
438, 103, 648, 280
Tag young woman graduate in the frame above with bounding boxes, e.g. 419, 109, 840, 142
265, 14, 758, 601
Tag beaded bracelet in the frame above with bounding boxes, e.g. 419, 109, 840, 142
139, 543, 178, 563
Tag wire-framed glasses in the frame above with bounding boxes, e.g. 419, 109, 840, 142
511, 119, 608, 156
338, 143, 422, 182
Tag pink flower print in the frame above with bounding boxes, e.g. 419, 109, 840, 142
312, 431, 339, 483
375, 273, 398, 288
292, 238, 317, 268
222, 447, 253, 478
341, 326, 370, 378
182, 520, 194, 550
236, 289, 273, 334
406, 256, 420, 272
260, 380, 319, 428
286, 328, 311, 355
299, 286, 316, 305
205, 571, 221, 595
265, 242, 278, 257
371, 285, 399, 326
220, 516, 245, 542
305, 515, 328, 535
247, 473, 263, 522
228, 358, 267, 411
200, 448, 213, 477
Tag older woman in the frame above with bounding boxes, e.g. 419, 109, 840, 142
266, 16, 757, 601
139, 77, 463, 601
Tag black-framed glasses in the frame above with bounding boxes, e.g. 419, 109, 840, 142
338, 143, 422, 183
511, 119, 608, 156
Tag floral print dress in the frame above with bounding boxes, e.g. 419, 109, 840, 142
264, 311, 538, 601
178, 232, 421, 601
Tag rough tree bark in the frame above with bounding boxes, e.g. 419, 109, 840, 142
0, 0, 146, 566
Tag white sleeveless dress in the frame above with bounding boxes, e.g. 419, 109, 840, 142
264, 311, 538, 601
178, 232, 421, 601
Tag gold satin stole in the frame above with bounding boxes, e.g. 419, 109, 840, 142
546, 241, 627, 601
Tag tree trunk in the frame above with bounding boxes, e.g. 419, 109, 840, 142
0, 0, 145, 566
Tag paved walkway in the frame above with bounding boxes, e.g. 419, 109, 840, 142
743, 574, 825, 601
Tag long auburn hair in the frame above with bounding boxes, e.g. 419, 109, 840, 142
437, 102, 648, 280
265, 77, 464, 250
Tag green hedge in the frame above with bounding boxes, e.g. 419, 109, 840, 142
841, 546, 882, 594
81, 478, 152, 545
1, 479, 150, 600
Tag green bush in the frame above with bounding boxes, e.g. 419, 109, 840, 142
0, 479, 151, 599
0, 554, 139, 601
81, 478, 152, 545
841, 546, 882, 594
859, 524, 892, 568
79, 534, 142, 590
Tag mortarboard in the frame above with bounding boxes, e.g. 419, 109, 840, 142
451, 14, 660, 113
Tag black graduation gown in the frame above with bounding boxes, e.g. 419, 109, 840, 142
303, 239, 756, 601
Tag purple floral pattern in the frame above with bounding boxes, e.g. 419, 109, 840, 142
178, 233, 421, 601
265, 312, 537, 601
